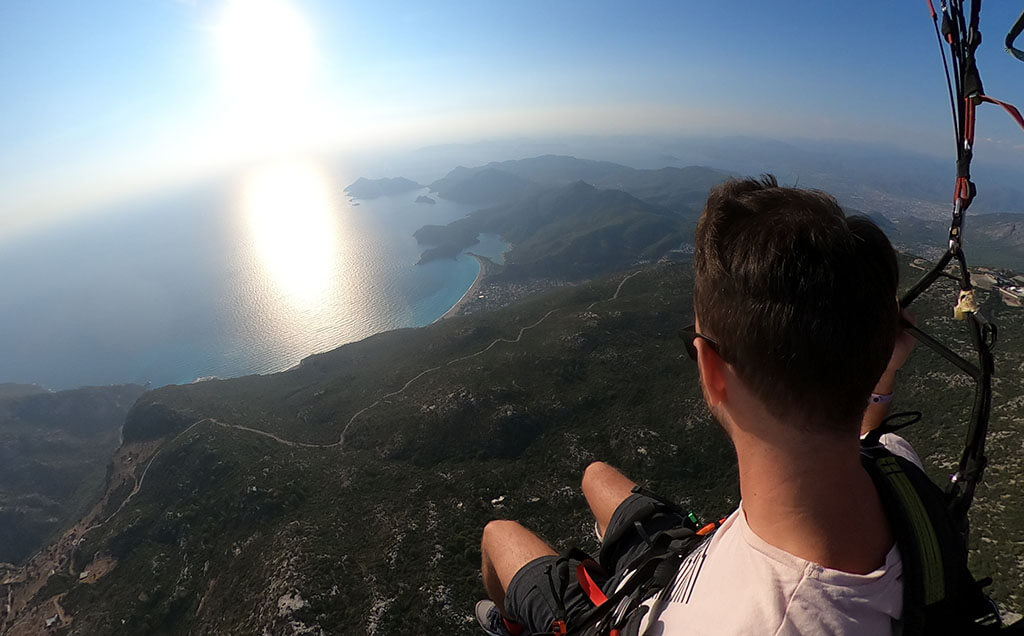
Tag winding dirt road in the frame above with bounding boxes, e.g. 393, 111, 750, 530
0, 269, 643, 635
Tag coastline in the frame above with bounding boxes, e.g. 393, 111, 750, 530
436, 253, 493, 322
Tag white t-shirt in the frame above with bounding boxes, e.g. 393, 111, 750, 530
631, 435, 921, 635
875, 432, 924, 471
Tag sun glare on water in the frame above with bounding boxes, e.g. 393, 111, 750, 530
242, 159, 340, 310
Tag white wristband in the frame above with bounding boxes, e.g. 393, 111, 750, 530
869, 392, 894, 405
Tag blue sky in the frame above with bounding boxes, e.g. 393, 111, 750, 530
2, 1, 1023, 236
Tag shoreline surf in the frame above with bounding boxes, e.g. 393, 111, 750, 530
436, 253, 490, 322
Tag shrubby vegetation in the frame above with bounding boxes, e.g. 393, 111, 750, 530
0, 384, 145, 564
21, 256, 1022, 634
6, 159, 1022, 633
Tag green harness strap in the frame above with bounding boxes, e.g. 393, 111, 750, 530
860, 442, 1003, 634
872, 454, 945, 606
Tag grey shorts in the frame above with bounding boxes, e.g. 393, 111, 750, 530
503, 493, 688, 633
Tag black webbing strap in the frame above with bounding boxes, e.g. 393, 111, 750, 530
898, 293, 996, 534
543, 554, 576, 634
561, 526, 705, 636
946, 313, 996, 527
1006, 10, 1024, 62
597, 485, 692, 573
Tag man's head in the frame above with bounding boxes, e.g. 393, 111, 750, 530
693, 175, 899, 433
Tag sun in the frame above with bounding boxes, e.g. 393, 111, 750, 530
212, 0, 322, 153
215, 0, 315, 98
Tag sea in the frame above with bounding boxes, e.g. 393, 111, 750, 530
0, 159, 508, 390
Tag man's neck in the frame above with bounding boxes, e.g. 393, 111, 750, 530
733, 426, 893, 574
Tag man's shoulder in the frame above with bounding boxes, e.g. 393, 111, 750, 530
645, 508, 902, 634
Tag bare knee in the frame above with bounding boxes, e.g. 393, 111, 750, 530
480, 519, 556, 596
482, 519, 524, 550
582, 460, 611, 493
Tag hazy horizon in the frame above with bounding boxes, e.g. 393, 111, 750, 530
2, 0, 1023, 390
4, 1, 1024, 239
7, 131, 1022, 248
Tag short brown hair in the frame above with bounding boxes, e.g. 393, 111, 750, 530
694, 175, 899, 430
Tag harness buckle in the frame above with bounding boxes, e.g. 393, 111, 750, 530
550, 619, 568, 635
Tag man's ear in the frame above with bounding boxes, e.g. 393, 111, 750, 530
695, 339, 728, 407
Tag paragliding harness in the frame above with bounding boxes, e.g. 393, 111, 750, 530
537, 487, 716, 636
537, 440, 1014, 636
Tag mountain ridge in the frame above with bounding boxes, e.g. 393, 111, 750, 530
415, 156, 729, 276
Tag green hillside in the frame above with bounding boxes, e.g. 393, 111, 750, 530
416, 158, 730, 278
3, 156, 1022, 634
0, 384, 146, 565
6, 258, 1020, 635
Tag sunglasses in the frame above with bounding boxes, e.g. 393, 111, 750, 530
678, 324, 720, 362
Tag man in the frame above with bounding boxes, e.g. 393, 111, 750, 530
476, 175, 919, 635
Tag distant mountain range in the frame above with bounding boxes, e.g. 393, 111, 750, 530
866, 211, 1024, 270
403, 136, 1024, 218
411, 156, 731, 276
411, 155, 1022, 274
429, 165, 541, 205
428, 154, 730, 211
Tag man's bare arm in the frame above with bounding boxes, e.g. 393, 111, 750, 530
861, 311, 916, 436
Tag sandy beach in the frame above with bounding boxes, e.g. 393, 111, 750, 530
437, 253, 493, 321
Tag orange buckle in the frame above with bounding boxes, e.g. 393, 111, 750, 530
551, 619, 568, 635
